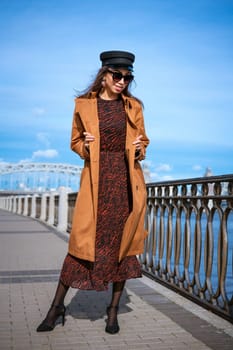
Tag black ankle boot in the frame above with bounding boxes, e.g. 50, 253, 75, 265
105, 305, 120, 334
36, 304, 66, 332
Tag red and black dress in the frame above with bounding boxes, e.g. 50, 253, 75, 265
60, 97, 142, 291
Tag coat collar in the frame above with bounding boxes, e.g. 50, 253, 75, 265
77, 92, 136, 127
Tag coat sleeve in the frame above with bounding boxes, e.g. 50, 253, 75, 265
134, 103, 150, 161
70, 102, 90, 160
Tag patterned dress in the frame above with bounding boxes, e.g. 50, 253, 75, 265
60, 97, 142, 291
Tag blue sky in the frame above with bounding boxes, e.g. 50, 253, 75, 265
0, 0, 233, 182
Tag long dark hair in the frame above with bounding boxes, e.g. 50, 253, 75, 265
77, 66, 143, 106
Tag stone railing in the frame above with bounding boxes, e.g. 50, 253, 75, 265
0, 187, 75, 233
0, 174, 232, 322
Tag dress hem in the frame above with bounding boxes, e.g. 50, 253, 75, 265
60, 274, 142, 292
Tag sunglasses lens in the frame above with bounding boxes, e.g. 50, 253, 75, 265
124, 75, 134, 83
109, 70, 134, 84
112, 72, 123, 82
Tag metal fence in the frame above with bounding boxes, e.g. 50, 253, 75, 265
141, 174, 233, 322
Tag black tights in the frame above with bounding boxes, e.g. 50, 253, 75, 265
41, 280, 69, 327
50, 279, 126, 308
51, 279, 69, 306
44, 279, 125, 324
109, 281, 126, 307
106, 281, 125, 329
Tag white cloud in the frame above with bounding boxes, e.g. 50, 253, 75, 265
159, 175, 174, 181
192, 165, 202, 171
32, 149, 58, 159
19, 158, 33, 163
0, 160, 9, 165
155, 163, 172, 172
149, 173, 175, 182
149, 172, 159, 181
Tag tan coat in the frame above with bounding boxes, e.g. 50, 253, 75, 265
68, 93, 150, 262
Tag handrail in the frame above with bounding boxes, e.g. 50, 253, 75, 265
142, 174, 233, 323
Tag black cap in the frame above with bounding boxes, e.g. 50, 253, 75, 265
100, 50, 135, 71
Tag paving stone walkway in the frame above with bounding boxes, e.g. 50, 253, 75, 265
0, 209, 232, 350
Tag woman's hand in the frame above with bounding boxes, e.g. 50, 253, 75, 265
83, 132, 95, 148
133, 135, 143, 151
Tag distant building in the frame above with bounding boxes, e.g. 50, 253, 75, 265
204, 167, 213, 177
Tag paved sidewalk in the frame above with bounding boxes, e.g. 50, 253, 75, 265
0, 209, 232, 350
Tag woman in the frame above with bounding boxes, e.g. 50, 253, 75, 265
37, 50, 149, 334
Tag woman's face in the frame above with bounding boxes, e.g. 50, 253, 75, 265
103, 68, 133, 97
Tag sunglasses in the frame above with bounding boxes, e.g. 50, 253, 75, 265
107, 70, 134, 84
